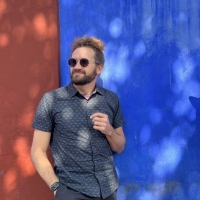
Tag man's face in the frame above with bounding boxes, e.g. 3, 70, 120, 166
70, 47, 102, 85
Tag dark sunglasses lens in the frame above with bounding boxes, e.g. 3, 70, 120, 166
68, 58, 76, 67
80, 58, 89, 67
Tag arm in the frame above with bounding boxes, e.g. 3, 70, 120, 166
90, 113, 126, 153
105, 126, 125, 153
30, 129, 59, 189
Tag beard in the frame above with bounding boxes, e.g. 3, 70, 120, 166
70, 69, 97, 85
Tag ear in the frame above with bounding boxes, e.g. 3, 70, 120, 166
96, 64, 103, 75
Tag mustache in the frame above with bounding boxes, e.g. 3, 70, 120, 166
72, 69, 85, 74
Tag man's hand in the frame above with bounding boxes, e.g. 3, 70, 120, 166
90, 112, 126, 153
90, 113, 114, 136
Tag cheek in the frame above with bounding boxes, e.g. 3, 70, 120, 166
70, 68, 75, 73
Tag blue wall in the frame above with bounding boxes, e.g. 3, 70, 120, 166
58, 1, 200, 199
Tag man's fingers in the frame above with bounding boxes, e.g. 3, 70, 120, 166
93, 125, 106, 133
90, 112, 106, 119
91, 117, 106, 123
93, 121, 105, 126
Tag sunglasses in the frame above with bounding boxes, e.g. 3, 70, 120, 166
68, 58, 98, 67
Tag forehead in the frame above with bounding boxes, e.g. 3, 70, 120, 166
72, 47, 95, 59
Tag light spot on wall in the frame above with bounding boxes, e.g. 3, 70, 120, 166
13, 137, 35, 176
142, 16, 153, 36
173, 51, 194, 86
133, 41, 146, 59
3, 169, 17, 191
153, 138, 183, 178
102, 43, 130, 91
140, 125, 151, 145
177, 12, 188, 22
18, 103, 34, 128
183, 80, 200, 98
0, 0, 7, 19
33, 13, 47, 40
173, 99, 190, 116
33, 12, 57, 41
109, 18, 123, 38
0, 33, 9, 47
29, 83, 40, 99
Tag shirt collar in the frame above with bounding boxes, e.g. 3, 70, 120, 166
95, 85, 104, 95
67, 82, 104, 98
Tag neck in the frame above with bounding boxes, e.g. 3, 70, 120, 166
73, 81, 96, 95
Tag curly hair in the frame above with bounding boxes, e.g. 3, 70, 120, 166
71, 36, 105, 65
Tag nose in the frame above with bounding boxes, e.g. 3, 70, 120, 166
73, 60, 82, 69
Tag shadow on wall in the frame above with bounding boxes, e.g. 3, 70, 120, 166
0, 0, 59, 200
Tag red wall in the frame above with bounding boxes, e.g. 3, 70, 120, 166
0, 0, 59, 199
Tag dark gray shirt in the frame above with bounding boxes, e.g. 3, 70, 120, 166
32, 82, 125, 199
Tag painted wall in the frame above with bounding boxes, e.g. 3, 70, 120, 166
0, 0, 59, 199
59, 1, 200, 200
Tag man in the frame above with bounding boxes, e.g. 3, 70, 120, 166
31, 36, 126, 200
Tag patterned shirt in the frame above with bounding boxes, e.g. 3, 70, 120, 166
32, 82, 125, 199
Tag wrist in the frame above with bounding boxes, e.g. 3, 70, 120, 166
50, 181, 60, 193
107, 127, 115, 136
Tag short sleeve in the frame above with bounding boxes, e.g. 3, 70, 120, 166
32, 94, 53, 132
112, 97, 125, 129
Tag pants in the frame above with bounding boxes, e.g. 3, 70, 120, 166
55, 183, 116, 200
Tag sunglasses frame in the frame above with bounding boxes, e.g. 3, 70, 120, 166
68, 58, 99, 67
